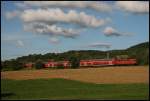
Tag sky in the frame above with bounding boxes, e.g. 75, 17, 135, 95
1, 1, 149, 60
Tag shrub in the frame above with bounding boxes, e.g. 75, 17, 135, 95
56, 64, 64, 69
69, 56, 80, 69
35, 61, 43, 69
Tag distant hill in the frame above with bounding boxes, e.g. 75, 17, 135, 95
127, 42, 149, 65
1, 42, 149, 70
106, 42, 149, 65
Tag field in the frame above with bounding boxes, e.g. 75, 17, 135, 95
1, 66, 149, 84
1, 79, 149, 100
1, 66, 149, 100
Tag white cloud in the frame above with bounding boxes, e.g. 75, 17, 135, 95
19, 8, 108, 38
5, 2, 112, 40
49, 37, 60, 44
6, 8, 108, 39
103, 27, 133, 37
17, 40, 24, 47
21, 1, 112, 12
21, 8, 107, 27
24, 22, 80, 38
116, 1, 149, 14
103, 27, 121, 36
88, 42, 111, 48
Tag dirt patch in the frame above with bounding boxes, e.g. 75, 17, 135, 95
1, 66, 149, 84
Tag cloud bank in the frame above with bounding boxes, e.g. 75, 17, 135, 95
5, 8, 107, 38
116, 1, 149, 14
4, 1, 148, 46
24, 22, 80, 38
17, 1, 112, 12
21, 8, 107, 28
6, 8, 108, 38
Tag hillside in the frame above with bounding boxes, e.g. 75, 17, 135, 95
127, 42, 149, 65
1, 42, 149, 70
107, 42, 149, 65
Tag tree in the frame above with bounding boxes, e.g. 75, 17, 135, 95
35, 60, 43, 69
13, 61, 23, 70
69, 56, 80, 69
3, 60, 23, 70
56, 63, 64, 69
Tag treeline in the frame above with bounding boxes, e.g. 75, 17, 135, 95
1, 42, 149, 71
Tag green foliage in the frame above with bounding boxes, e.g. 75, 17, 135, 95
13, 62, 23, 70
1, 79, 149, 100
56, 64, 64, 69
69, 56, 80, 69
1, 60, 23, 71
127, 42, 149, 65
35, 61, 43, 69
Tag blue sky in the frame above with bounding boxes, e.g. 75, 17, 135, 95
1, 1, 149, 60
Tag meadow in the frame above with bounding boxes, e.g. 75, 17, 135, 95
1, 66, 149, 100
1, 78, 149, 100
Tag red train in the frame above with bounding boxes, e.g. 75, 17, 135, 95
43, 58, 137, 68
80, 59, 137, 67
44, 60, 71, 68
113, 59, 137, 65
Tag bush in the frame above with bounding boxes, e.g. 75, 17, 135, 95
69, 56, 80, 69
13, 62, 23, 70
56, 64, 64, 69
1, 60, 23, 71
35, 61, 43, 69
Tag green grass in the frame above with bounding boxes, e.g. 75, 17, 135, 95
1, 78, 149, 100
